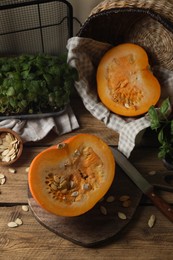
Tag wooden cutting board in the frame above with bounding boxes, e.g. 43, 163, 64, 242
28, 165, 142, 247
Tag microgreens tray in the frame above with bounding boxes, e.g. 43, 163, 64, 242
0, 106, 67, 120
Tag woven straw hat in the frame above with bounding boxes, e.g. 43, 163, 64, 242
78, 0, 173, 71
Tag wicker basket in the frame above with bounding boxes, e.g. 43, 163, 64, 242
78, 0, 173, 71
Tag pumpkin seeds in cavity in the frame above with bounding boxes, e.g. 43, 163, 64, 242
118, 212, 127, 220
0, 177, 6, 185
53, 175, 60, 184
70, 180, 75, 188
106, 195, 115, 203
124, 103, 130, 108
50, 183, 58, 191
57, 143, 66, 149
119, 195, 130, 202
148, 214, 156, 228
100, 205, 107, 215
8, 221, 18, 228
15, 218, 23, 226
83, 183, 91, 190
71, 191, 79, 197
22, 205, 29, 212
8, 168, 16, 173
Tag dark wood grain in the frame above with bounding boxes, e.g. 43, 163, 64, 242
28, 166, 142, 247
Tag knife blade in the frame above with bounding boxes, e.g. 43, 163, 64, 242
110, 147, 173, 223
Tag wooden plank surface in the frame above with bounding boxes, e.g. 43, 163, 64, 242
1, 206, 173, 260
1, 98, 173, 259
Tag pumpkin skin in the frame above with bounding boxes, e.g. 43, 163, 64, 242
97, 43, 161, 117
28, 134, 115, 217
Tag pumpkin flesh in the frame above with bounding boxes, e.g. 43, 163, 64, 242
97, 43, 161, 116
28, 134, 115, 217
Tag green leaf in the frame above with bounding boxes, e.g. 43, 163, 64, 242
6, 87, 15, 97
158, 129, 165, 144
171, 120, 173, 135
148, 106, 160, 130
160, 97, 171, 118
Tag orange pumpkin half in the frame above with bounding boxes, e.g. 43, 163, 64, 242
28, 134, 115, 217
97, 43, 161, 117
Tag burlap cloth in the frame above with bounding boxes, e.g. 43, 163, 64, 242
67, 37, 173, 157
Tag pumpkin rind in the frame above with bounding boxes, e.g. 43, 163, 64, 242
97, 43, 161, 117
28, 134, 115, 217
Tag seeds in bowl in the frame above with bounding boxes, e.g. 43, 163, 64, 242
0, 131, 21, 163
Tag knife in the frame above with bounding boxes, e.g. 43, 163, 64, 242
110, 147, 173, 223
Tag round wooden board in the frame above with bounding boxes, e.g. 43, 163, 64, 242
28, 165, 142, 247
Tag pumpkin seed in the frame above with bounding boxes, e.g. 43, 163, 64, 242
124, 103, 130, 108
71, 191, 79, 197
57, 143, 66, 149
106, 195, 115, 203
15, 218, 23, 226
148, 171, 156, 176
148, 214, 156, 228
25, 167, 30, 173
8, 221, 18, 228
70, 180, 75, 188
50, 183, 58, 191
0, 177, 6, 185
100, 205, 107, 215
122, 200, 132, 208
0, 173, 5, 179
53, 175, 60, 184
119, 195, 130, 202
8, 168, 16, 173
118, 212, 127, 220
83, 183, 91, 190
22, 205, 29, 212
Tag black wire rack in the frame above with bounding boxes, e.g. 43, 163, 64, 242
0, 0, 73, 55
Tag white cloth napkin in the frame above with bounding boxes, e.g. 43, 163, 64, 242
67, 36, 173, 158
0, 105, 79, 142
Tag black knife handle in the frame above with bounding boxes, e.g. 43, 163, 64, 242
147, 189, 173, 223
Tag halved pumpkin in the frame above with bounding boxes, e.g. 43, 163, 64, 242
97, 43, 161, 117
28, 134, 115, 217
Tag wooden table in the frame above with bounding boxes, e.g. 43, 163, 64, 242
1, 98, 173, 260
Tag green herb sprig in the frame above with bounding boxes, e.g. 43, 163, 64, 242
148, 98, 173, 161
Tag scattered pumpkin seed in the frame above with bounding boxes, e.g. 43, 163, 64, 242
15, 218, 23, 226
148, 214, 156, 228
8, 168, 16, 173
8, 221, 18, 228
119, 195, 130, 202
122, 200, 132, 208
25, 167, 30, 173
118, 211, 127, 220
0, 177, 6, 185
22, 205, 29, 212
148, 171, 156, 176
100, 205, 107, 215
0, 173, 5, 179
106, 195, 115, 203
